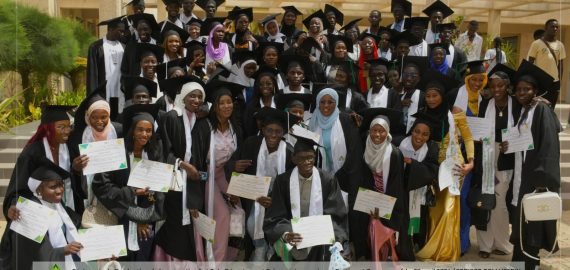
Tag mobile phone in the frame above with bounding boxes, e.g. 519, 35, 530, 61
199, 171, 208, 181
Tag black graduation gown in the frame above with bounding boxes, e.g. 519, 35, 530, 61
364, 87, 403, 111
86, 39, 126, 94
352, 146, 408, 260
67, 122, 123, 214
336, 88, 369, 114
0, 195, 81, 270
449, 45, 468, 77
263, 169, 348, 261
333, 113, 364, 207
507, 103, 561, 252
2, 141, 83, 219
153, 110, 202, 260
401, 140, 439, 256
242, 101, 262, 138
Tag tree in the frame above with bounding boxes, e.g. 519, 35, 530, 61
0, 0, 31, 73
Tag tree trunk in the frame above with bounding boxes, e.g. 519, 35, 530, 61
21, 70, 32, 116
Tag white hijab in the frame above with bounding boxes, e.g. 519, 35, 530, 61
364, 117, 392, 173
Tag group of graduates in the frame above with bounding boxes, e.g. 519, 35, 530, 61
0, 0, 563, 269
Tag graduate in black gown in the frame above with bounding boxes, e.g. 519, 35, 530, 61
263, 136, 348, 262
352, 108, 408, 260
242, 66, 279, 137
507, 60, 561, 270
121, 13, 161, 77
0, 162, 82, 270
155, 76, 206, 261
225, 107, 297, 260
87, 16, 126, 94
279, 6, 303, 50
365, 58, 403, 111
3, 105, 82, 219
92, 104, 165, 261
225, 8, 261, 52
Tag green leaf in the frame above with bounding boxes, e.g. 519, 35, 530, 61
358, 187, 367, 192
329, 238, 335, 244
160, 187, 169, 192
291, 217, 300, 224
79, 144, 89, 150
119, 163, 127, 169
502, 128, 508, 134
119, 248, 127, 256
17, 197, 26, 203
50, 264, 61, 270
528, 144, 534, 150
34, 235, 44, 242
78, 229, 87, 234
382, 213, 392, 220
208, 238, 214, 243
231, 172, 241, 177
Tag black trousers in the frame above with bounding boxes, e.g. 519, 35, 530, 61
511, 238, 540, 270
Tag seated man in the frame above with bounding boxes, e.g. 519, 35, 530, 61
263, 136, 348, 261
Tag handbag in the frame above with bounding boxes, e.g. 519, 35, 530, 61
81, 198, 119, 228
467, 187, 496, 211
98, 261, 122, 270
229, 205, 246, 237
519, 189, 561, 261
425, 185, 436, 207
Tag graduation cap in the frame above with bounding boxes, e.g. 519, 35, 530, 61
327, 34, 353, 53
514, 59, 557, 96
196, 0, 225, 10
160, 21, 190, 43
324, 4, 344, 26
208, 62, 235, 82
292, 134, 321, 154
282, 6, 303, 16
98, 16, 126, 28
302, 10, 331, 30
128, 13, 158, 32
126, 0, 145, 6
378, 26, 398, 37
40, 105, 76, 124
205, 79, 244, 103
410, 111, 440, 133
358, 32, 380, 44
339, 18, 362, 32
367, 58, 391, 74
135, 42, 165, 63
428, 43, 450, 55
400, 56, 429, 76
183, 40, 206, 53
298, 36, 322, 54
404, 17, 430, 31
391, 0, 412, 17
390, 30, 422, 47
253, 65, 279, 80
260, 13, 281, 27
488, 63, 516, 82
122, 76, 158, 99
422, 0, 454, 19
187, 17, 204, 27
160, 75, 205, 101
162, 0, 182, 5
418, 69, 460, 94
30, 161, 70, 182
156, 58, 189, 80
227, 7, 253, 22
359, 107, 403, 132
254, 107, 298, 129
200, 17, 226, 36
256, 41, 284, 63
276, 93, 314, 111
278, 54, 312, 77
436, 23, 457, 32
122, 103, 160, 134
459, 60, 486, 76
232, 49, 257, 66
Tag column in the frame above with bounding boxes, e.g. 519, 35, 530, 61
157, 2, 167, 23
98, 0, 122, 38
487, 9, 501, 39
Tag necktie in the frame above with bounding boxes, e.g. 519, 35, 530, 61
374, 172, 384, 193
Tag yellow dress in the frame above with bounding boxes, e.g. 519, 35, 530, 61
416, 112, 475, 261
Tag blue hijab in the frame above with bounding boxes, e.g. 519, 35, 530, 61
309, 88, 340, 171
429, 50, 450, 75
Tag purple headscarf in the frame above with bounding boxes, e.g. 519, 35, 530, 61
206, 24, 228, 61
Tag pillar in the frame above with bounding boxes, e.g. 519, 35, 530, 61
487, 9, 501, 39
98, 0, 122, 38
157, 1, 167, 23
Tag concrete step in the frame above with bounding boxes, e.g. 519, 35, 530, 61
0, 135, 30, 149
0, 164, 14, 179
554, 104, 569, 124
0, 197, 4, 221
0, 148, 22, 163
0, 179, 8, 197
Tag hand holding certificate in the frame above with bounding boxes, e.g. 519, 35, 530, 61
353, 188, 397, 219
79, 138, 128, 175
227, 172, 271, 200
439, 158, 461, 195
502, 126, 534, 154
127, 159, 174, 192
10, 197, 57, 243
78, 225, 127, 262
467, 116, 493, 140
193, 212, 216, 243
291, 215, 335, 249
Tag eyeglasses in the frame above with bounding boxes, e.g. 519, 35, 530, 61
296, 155, 315, 164
402, 72, 419, 79
263, 127, 284, 136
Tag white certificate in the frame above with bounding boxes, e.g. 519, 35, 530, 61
227, 172, 271, 200
502, 126, 534, 154
439, 158, 461, 195
353, 188, 397, 219
127, 159, 174, 192
79, 138, 128, 175
193, 212, 216, 243
291, 215, 335, 249
10, 197, 57, 243
78, 225, 127, 262
291, 124, 320, 144
466, 116, 493, 140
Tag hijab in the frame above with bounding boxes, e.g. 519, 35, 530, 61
364, 117, 392, 173
464, 73, 488, 116
309, 88, 340, 130
429, 49, 450, 75
206, 24, 228, 61
85, 100, 112, 141
264, 20, 286, 42
174, 82, 206, 116
424, 84, 450, 142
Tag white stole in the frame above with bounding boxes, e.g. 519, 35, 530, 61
511, 105, 536, 206
404, 90, 421, 133
127, 151, 148, 252
446, 45, 455, 68
289, 167, 323, 218
453, 85, 482, 113
41, 198, 78, 267
380, 144, 393, 192
42, 138, 74, 211
444, 111, 462, 195
399, 137, 428, 220
345, 90, 353, 110
367, 86, 389, 108
253, 139, 287, 239
259, 97, 276, 108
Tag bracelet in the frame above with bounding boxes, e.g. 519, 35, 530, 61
281, 231, 290, 242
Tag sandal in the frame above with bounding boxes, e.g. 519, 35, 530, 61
478, 251, 490, 258
492, 250, 508, 256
